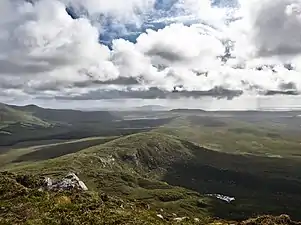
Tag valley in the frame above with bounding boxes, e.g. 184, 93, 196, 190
1, 103, 301, 224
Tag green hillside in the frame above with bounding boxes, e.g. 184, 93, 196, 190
155, 115, 301, 158
0, 103, 50, 127
3, 172, 299, 225
2, 132, 301, 223
10, 104, 117, 124
0, 171, 214, 225
2, 108, 301, 224
0, 103, 123, 146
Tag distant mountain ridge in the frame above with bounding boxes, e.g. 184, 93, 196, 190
0, 103, 121, 146
0, 103, 49, 127
170, 108, 206, 113
134, 105, 169, 111
3, 103, 118, 125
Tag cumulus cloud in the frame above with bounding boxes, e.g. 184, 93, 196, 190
237, 0, 301, 57
0, 0, 117, 85
1, 0, 301, 106
63, 0, 155, 22
0, 0, 111, 73
137, 23, 224, 64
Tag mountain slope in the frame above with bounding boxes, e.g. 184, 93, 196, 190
9, 104, 118, 124
0, 103, 50, 127
0, 103, 124, 147
4, 132, 301, 221
0, 172, 208, 225
3, 172, 299, 225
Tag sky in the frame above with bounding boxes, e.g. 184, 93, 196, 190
1, 0, 301, 110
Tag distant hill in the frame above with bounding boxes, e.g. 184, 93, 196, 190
170, 108, 206, 113
0, 103, 49, 127
0, 103, 122, 146
9, 104, 117, 124
134, 105, 169, 111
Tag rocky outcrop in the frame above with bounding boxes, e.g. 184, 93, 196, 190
41, 173, 88, 191
207, 194, 235, 203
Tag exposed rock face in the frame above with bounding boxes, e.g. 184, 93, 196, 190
207, 194, 235, 203
41, 173, 88, 191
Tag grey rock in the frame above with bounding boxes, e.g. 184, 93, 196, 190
207, 194, 235, 203
44, 177, 52, 186
173, 217, 187, 222
42, 173, 88, 191
78, 180, 88, 191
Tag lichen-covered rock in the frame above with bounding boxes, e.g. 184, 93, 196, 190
207, 194, 235, 203
42, 173, 88, 191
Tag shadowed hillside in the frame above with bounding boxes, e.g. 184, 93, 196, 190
0, 103, 173, 147
9, 104, 118, 124
0, 103, 49, 127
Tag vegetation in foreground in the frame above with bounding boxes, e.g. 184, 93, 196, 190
1, 172, 300, 225
1, 132, 301, 223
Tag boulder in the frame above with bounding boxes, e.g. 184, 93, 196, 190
207, 194, 235, 203
42, 173, 88, 191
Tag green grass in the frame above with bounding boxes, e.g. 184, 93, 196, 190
1, 172, 212, 225
2, 171, 300, 225
2, 131, 301, 221
0, 133, 207, 217
0, 136, 118, 169
0, 104, 50, 127
0, 133, 227, 221
155, 116, 301, 158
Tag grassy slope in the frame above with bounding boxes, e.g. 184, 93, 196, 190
2, 111, 301, 224
2, 133, 208, 216
0, 103, 134, 146
0, 104, 50, 127
0, 172, 208, 225
3, 173, 299, 225
155, 115, 301, 158
146, 115, 301, 220
2, 132, 301, 222
10, 104, 117, 124
0, 103, 172, 147
1, 134, 216, 224
0, 136, 118, 169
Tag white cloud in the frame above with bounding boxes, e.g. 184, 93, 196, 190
63, 0, 155, 22
1, 0, 301, 107
237, 0, 301, 57
137, 24, 224, 64
175, 0, 230, 26
0, 0, 116, 82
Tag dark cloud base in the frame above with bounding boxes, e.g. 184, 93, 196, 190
52, 87, 300, 101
